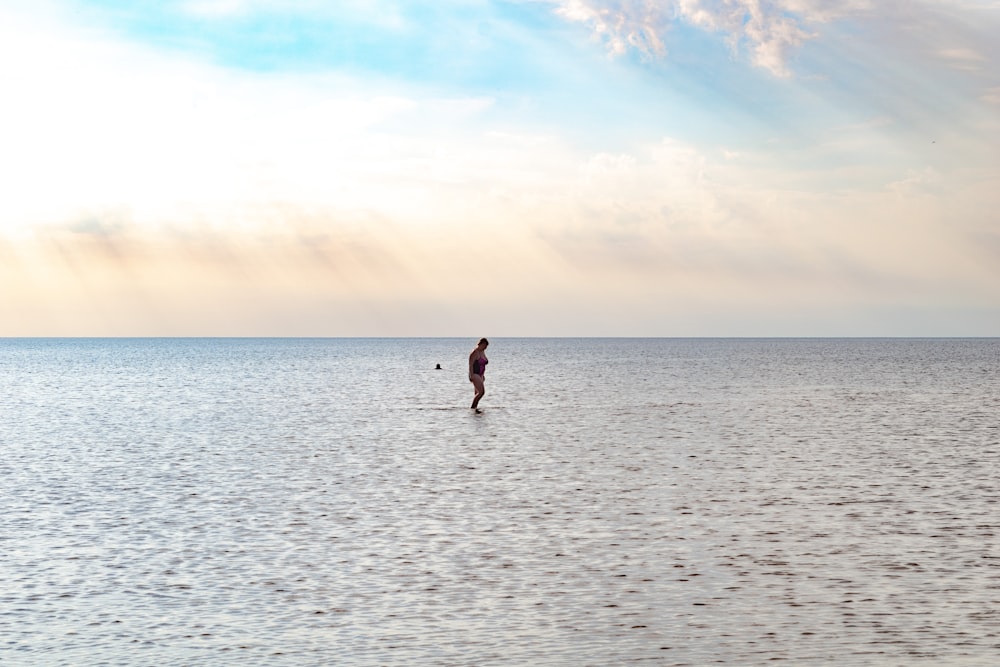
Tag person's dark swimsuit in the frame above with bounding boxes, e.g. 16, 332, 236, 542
472, 357, 488, 377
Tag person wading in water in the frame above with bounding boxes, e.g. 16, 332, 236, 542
468, 338, 489, 411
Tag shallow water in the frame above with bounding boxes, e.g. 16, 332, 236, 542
1, 338, 998, 666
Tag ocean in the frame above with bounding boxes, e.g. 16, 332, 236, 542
1, 338, 998, 666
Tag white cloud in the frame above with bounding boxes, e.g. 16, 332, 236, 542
553, 0, 669, 57
549, 1, 947, 77
983, 86, 1000, 105
674, 0, 817, 74
549, 0, 1000, 100
0, 5, 498, 234
937, 46, 986, 71
778, 0, 873, 23
547, 0, 871, 76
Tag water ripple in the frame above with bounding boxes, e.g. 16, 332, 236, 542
1, 338, 998, 666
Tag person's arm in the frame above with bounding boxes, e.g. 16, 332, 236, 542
469, 351, 476, 377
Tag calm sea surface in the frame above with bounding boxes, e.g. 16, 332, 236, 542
1, 338, 998, 666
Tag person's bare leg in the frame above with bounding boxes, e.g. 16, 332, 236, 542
471, 376, 485, 410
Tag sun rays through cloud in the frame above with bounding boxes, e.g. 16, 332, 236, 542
2, 0, 998, 335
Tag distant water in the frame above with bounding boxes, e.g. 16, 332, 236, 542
2, 338, 998, 666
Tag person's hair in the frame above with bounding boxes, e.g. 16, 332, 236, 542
478, 338, 489, 346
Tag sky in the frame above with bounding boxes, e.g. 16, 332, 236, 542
1, 0, 998, 336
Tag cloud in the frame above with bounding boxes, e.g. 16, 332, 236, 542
546, 0, 870, 76
553, 0, 670, 58
0, 4, 503, 230
983, 86, 1000, 105
937, 46, 987, 71
2, 0, 999, 335
546, 0, 1000, 83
